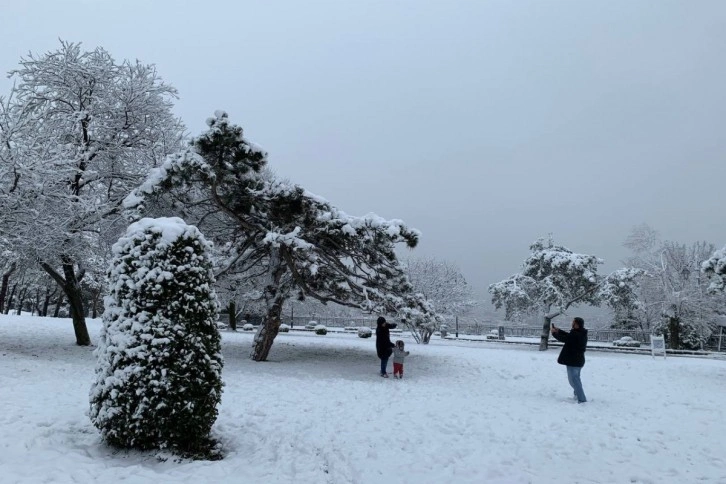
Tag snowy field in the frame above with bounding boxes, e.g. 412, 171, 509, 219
1, 315, 725, 484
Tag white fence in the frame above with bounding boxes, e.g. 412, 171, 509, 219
255, 315, 726, 352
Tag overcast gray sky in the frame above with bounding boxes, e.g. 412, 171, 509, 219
2, 0, 725, 300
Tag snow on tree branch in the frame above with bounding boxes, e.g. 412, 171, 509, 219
489, 236, 641, 350
622, 226, 723, 348
0, 40, 184, 345
702, 245, 726, 293
125, 111, 439, 357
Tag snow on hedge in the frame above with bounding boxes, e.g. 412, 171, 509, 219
89, 217, 223, 458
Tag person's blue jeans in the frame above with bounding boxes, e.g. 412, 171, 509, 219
380, 357, 389, 375
566, 366, 587, 403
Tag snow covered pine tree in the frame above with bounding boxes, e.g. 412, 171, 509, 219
125, 111, 440, 361
89, 217, 223, 458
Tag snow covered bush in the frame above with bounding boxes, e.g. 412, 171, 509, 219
305, 321, 318, 330
651, 317, 705, 351
357, 327, 372, 338
89, 217, 223, 459
314, 324, 328, 335
279, 323, 290, 333
242, 323, 255, 331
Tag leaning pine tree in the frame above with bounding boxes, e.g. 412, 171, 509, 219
89, 217, 223, 458
124, 111, 441, 361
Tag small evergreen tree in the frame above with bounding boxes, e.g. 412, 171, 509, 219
651, 316, 703, 350
89, 217, 223, 458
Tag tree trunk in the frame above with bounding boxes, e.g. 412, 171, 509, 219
228, 301, 237, 331
0, 263, 17, 313
53, 293, 65, 317
421, 329, 432, 344
250, 247, 288, 361
32, 287, 41, 315
667, 316, 681, 350
62, 263, 90, 345
5, 283, 17, 315
41, 287, 54, 316
42, 285, 58, 317
40, 261, 91, 346
16, 286, 27, 315
404, 322, 421, 344
41, 296, 48, 316
250, 298, 284, 361
539, 315, 553, 351
90, 289, 100, 319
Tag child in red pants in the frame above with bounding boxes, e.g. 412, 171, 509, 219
392, 340, 409, 379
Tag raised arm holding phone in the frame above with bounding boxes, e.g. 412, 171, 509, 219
551, 317, 588, 403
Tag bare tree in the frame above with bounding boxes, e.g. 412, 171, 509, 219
403, 255, 476, 342
623, 224, 721, 349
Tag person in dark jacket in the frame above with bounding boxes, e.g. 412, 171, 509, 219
375, 316, 397, 378
551, 317, 588, 403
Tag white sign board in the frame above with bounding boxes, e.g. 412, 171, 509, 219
651, 335, 666, 359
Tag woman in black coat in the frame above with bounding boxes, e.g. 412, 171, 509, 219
375, 316, 396, 377
551, 317, 588, 403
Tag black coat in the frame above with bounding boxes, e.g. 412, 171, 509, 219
552, 327, 587, 367
375, 323, 397, 359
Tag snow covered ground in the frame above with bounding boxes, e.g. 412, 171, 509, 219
1, 315, 725, 484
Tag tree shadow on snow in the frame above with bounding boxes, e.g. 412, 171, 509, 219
220, 333, 444, 382
0, 326, 96, 364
